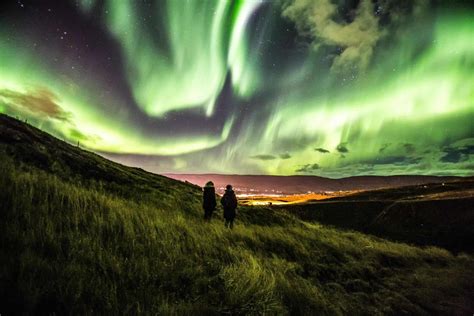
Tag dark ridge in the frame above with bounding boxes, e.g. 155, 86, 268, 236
281, 179, 474, 252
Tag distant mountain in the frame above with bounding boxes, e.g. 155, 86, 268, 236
164, 173, 462, 195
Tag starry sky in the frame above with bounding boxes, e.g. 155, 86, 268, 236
0, 0, 473, 177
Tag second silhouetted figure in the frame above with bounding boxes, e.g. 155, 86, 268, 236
221, 184, 238, 229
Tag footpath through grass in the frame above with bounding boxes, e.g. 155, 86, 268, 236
1, 156, 473, 315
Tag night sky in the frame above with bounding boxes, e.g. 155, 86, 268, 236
1, 0, 473, 177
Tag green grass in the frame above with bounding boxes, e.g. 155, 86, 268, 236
0, 114, 473, 314
1, 156, 473, 314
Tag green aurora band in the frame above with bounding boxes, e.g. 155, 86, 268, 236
0, 0, 473, 177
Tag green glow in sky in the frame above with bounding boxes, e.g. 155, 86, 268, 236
0, 1, 473, 176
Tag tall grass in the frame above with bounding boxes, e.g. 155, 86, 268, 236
1, 156, 473, 314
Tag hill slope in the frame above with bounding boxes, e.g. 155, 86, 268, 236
1, 114, 473, 314
0, 114, 201, 207
281, 180, 474, 252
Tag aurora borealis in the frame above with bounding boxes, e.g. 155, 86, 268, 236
0, 0, 473, 177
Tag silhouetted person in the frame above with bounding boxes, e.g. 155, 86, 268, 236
202, 181, 216, 221
221, 184, 238, 229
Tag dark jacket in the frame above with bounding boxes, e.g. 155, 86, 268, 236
221, 190, 237, 220
203, 186, 217, 211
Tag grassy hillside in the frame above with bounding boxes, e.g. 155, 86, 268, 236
1, 114, 474, 314
0, 114, 201, 206
282, 180, 474, 252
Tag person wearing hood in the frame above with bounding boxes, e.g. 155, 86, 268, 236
202, 181, 217, 221
220, 184, 238, 229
